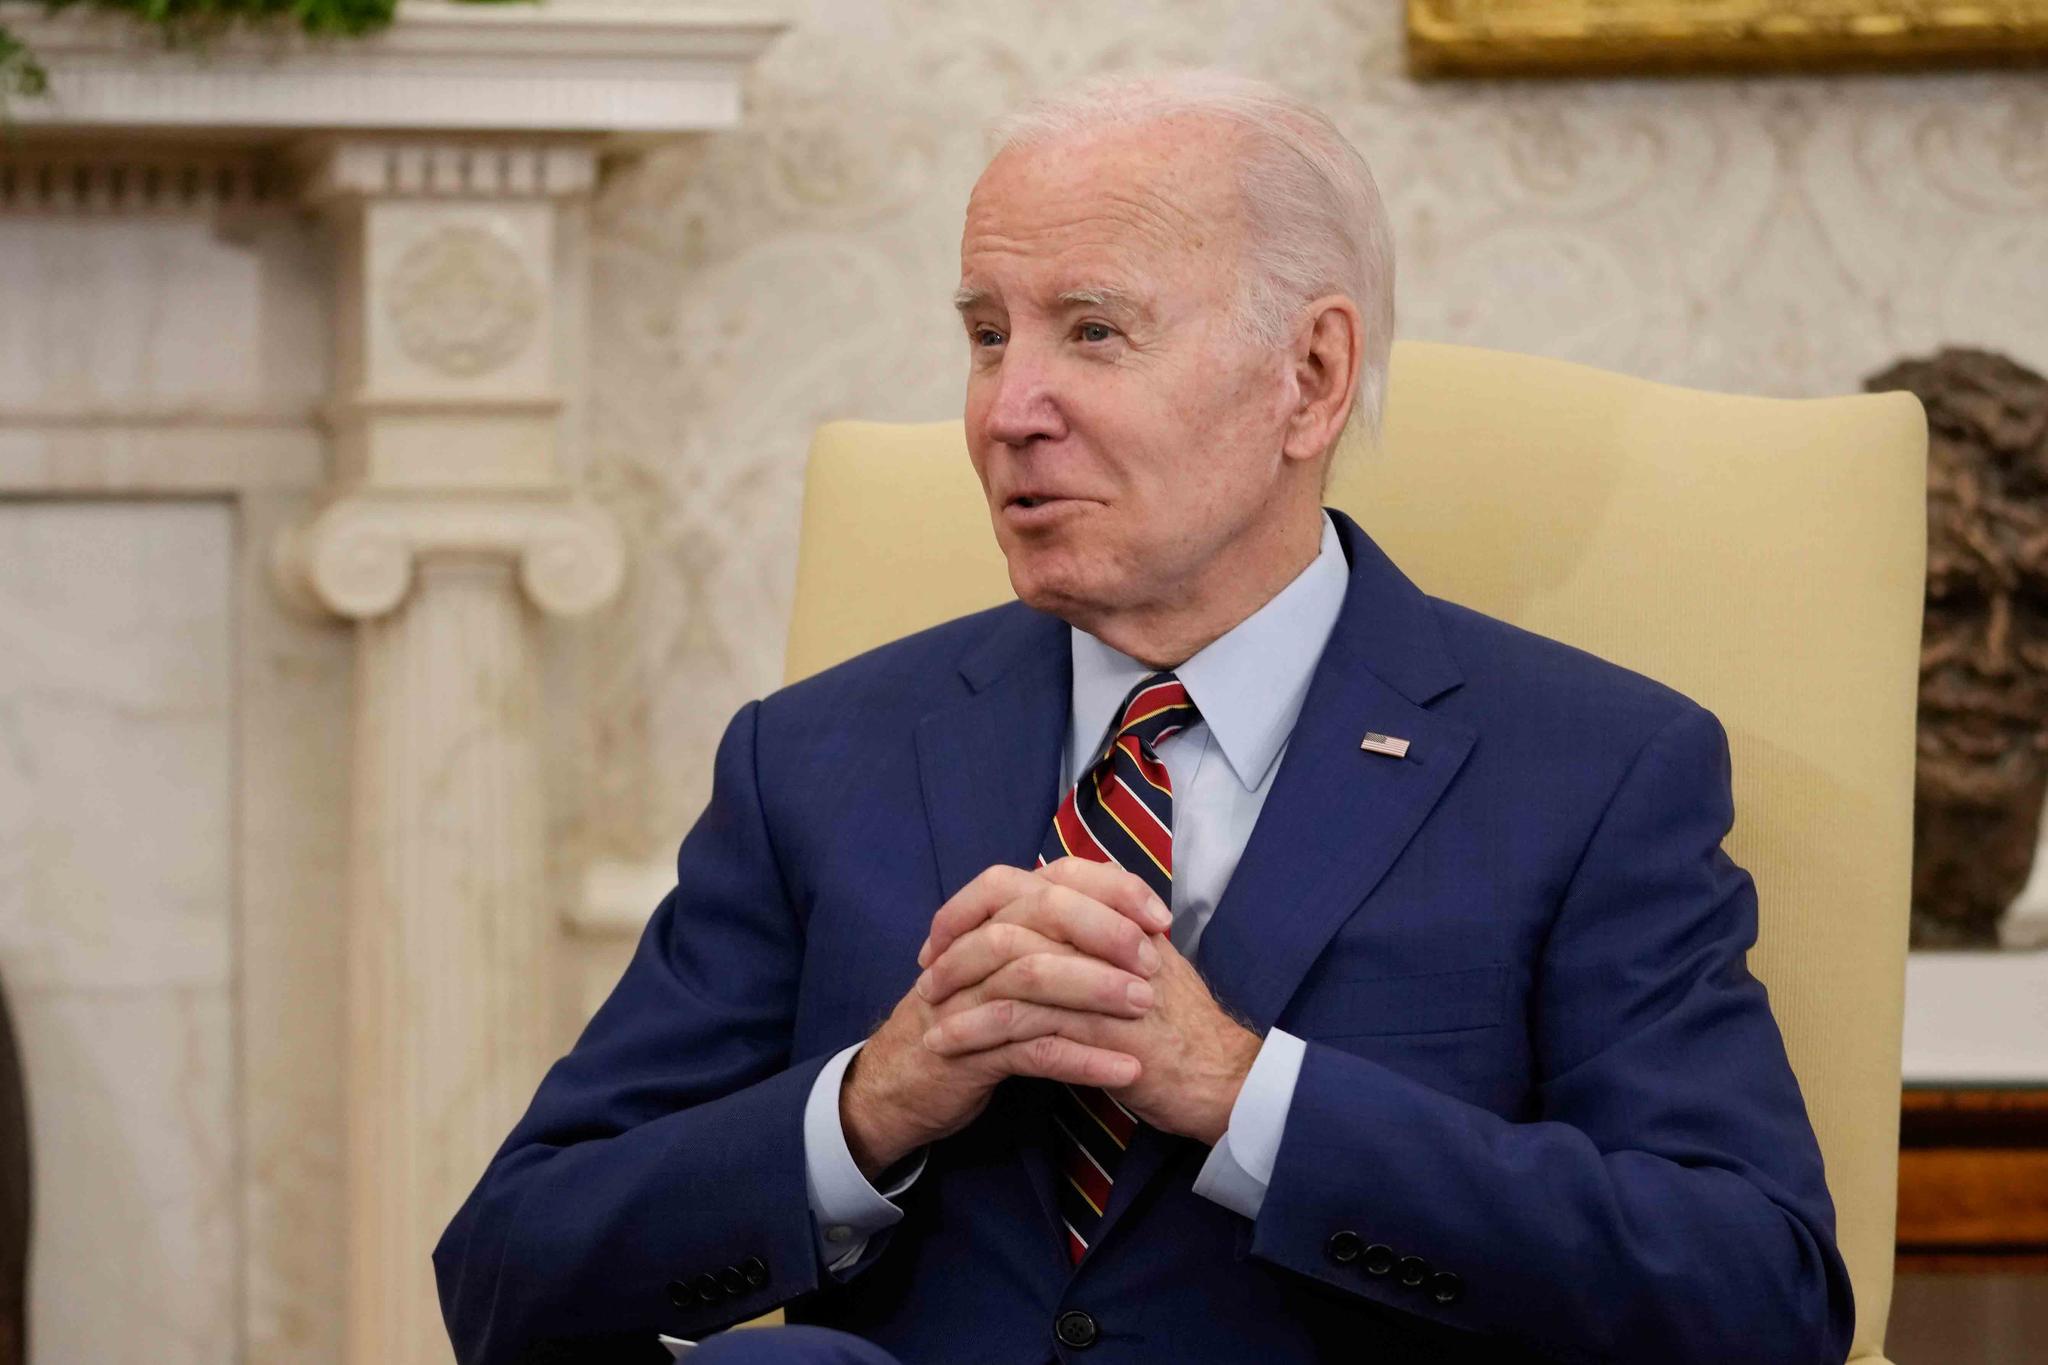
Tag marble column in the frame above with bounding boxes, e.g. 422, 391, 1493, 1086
275, 136, 624, 1365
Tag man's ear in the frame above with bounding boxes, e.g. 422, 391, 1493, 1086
1282, 295, 1362, 465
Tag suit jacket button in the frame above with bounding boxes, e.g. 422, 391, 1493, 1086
717, 1266, 749, 1296
1428, 1270, 1464, 1305
688, 1272, 723, 1303
664, 1279, 694, 1309
1054, 1309, 1099, 1349
1396, 1255, 1431, 1288
740, 1255, 769, 1288
1361, 1243, 1396, 1276
1325, 1230, 1363, 1264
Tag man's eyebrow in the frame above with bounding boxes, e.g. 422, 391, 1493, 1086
951, 285, 1149, 315
1057, 287, 1144, 315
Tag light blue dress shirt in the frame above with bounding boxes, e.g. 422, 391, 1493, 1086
801, 511, 1350, 1275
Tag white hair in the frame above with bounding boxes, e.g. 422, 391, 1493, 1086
988, 70, 1396, 464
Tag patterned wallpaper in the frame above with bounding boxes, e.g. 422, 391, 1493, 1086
550, 0, 2048, 881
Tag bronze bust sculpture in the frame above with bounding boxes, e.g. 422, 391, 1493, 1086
1868, 347, 2048, 949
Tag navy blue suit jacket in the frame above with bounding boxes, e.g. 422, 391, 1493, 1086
435, 507, 1853, 1365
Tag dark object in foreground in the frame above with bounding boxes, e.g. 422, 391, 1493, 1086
0, 964, 26, 1365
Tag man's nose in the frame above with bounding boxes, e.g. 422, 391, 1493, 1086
982, 346, 1066, 447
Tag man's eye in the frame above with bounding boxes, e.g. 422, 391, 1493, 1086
1076, 322, 1117, 344
969, 325, 1006, 348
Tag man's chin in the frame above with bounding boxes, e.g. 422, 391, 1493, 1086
1004, 559, 1116, 625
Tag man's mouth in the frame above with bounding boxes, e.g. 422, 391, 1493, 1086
1002, 493, 1091, 521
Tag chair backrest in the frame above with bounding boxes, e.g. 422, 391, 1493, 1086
785, 339, 1927, 1362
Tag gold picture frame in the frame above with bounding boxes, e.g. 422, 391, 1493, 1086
1407, 0, 2048, 77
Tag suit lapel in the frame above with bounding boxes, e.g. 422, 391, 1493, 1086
1086, 509, 1478, 1258
1191, 678, 1476, 1028
915, 604, 1071, 903
915, 602, 1073, 1255
1197, 509, 1476, 1025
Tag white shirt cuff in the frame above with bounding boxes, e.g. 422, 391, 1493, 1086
801, 1040, 927, 1273
1190, 1027, 1306, 1222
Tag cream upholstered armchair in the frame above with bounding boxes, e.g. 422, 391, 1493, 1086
782, 339, 1927, 1364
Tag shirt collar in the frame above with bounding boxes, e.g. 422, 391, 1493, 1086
1067, 510, 1349, 792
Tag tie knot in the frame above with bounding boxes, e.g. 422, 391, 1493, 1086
1108, 671, 1199, 758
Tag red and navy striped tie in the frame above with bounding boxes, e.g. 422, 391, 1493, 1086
1037, 670, 1199, 1263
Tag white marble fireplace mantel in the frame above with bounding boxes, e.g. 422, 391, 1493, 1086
2, 0, 786, 138
0, 5, 787, 1363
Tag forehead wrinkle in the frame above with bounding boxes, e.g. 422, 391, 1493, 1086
964, 188, 1217, 266
975, 120, 1245, 239
957, 223, 1207, 312
1096, 182, 1216, 252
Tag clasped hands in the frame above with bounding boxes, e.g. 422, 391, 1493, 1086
839, 857, 1262, 1182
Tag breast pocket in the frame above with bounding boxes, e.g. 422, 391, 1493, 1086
1280, 963, 1505, 1040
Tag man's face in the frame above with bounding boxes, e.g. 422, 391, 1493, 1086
956, 119, 1298, 632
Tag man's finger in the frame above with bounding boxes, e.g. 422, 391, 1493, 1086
923, 883, 1157, 996
922, 943, 1154, 1016
924, 997, 1125, 1056
990, 881, 1161, 980
1035, 856, 1171, 934
917, 920, 1063, 1003
922, 856, 1169, 968
976, 1032, 1141, 1089
918, 864, 1046, 968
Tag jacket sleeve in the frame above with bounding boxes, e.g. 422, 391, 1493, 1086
434, 700, 834, 1363
1244, 703, 1856, 1365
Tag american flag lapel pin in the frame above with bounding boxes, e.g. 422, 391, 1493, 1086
1359, 731, 1411, 759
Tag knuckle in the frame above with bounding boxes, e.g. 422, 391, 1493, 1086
1046, 885, 1087, 930
1024, 884, 1053, 921
1025, 1034, 1064, 1068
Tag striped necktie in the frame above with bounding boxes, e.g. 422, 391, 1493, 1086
1036, 670, 1199, 1263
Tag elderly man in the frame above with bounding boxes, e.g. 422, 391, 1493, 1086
434, 72, 1853, 1365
